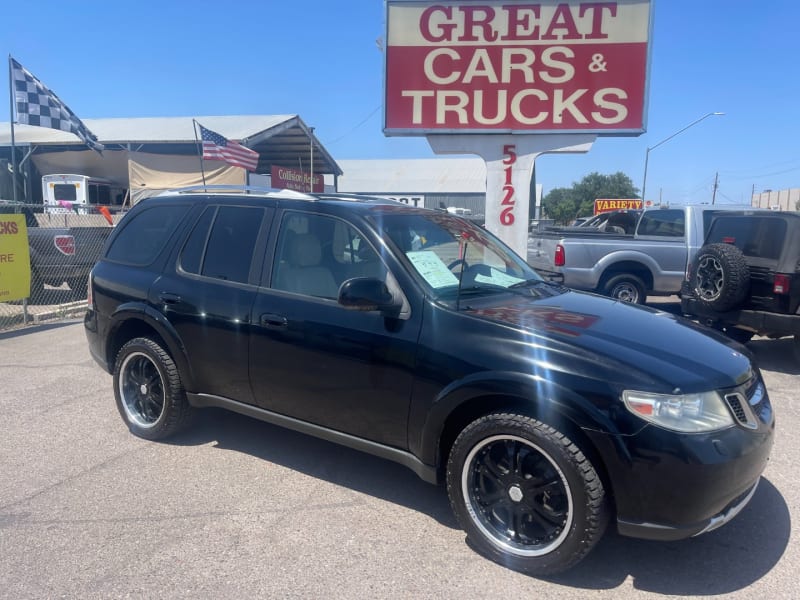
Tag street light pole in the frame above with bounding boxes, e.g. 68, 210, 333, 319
641, 112, 724, 204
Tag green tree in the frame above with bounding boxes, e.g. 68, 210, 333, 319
542, 172, 639, 224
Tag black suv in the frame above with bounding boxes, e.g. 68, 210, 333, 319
682, 211, 800, 358
85, 188, 774, 575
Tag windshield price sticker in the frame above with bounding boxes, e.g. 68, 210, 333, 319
384, 1, 652, 134
407, 250, 460, 288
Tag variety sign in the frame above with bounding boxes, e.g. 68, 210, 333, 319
593, 198, 643, 213
384, 1, 652, 134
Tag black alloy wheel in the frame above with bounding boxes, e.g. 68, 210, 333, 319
465, 435, 572, 553
113, 337, 193, 440
446, 413, 607, 575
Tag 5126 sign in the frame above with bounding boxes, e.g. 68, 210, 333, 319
384, 1, 652, 135
501, 144, 517, 225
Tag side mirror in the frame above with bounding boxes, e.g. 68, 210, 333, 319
338, 277, 400, 313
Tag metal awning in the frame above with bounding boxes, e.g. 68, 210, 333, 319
0, 114, 342, 177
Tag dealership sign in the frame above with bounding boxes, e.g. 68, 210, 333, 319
384, 1, 652, 135
270, 165, 323, 193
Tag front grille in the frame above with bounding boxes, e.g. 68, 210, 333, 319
723, 378, 770, 429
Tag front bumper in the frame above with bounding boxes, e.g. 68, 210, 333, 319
586, 379, 775, 542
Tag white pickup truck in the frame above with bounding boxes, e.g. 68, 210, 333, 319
527, 204, 758, 303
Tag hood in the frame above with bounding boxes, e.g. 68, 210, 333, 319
464, 290, 753, 393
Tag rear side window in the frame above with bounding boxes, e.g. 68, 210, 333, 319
106, 205, 189, 265
707, 217, 787, 260
180, 206, 264, 284
636, 209, 685, 237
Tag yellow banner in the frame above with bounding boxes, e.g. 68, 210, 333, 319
0, 215, 31, 302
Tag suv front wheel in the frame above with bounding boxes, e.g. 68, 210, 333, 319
113, 337, 193, 440
446, 413, 607, 575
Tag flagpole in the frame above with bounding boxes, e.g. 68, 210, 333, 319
192, 119, 207, 190
309, 126, 314, 193
8, 55, 18, 202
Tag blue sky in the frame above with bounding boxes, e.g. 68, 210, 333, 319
4, 0, 799, 205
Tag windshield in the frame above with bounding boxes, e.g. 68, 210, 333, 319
372, 210, 549, 304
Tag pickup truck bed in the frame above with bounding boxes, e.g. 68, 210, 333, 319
527, 205, 758, 303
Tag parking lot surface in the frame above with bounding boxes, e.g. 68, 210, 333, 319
1, 315, 798, 599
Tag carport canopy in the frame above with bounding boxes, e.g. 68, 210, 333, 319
0, 114, 342, 196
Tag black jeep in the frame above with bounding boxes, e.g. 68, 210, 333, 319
681, 211, 800, 358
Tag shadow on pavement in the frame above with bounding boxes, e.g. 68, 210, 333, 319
545, 478, 788, 594
168, 407, 458, 529
748, 337, 800, 375
167, 406, 788, 592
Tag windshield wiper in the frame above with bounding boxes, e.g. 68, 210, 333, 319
508, 278, 553, 289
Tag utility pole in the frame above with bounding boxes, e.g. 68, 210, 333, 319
712, 172, 719, 205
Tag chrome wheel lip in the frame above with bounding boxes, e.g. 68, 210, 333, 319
118, 351, 165, 429
461, 434, 573, 558
696, 256, 724, 300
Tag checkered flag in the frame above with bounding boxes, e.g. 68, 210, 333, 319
10, 57, 104, 153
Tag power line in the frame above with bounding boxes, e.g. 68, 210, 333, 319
323, 105, 382, 146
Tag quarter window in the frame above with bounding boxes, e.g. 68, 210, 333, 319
106, 205, 189, 265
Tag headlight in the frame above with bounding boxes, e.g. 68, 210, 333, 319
622, 389, 734, 433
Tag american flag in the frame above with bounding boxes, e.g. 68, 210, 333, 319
10, 57, 104, 153
198, 123, 259, 171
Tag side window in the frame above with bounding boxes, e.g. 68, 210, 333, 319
637, 209, 684, 237
198, 206, 263, 284
106, 204, 189, 265
271, 212, 384, 299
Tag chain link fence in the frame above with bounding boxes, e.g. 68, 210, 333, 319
1, 202, 123, 332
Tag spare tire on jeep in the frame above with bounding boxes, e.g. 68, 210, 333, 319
690, 243, 750, 311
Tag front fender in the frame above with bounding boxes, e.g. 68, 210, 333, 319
107, 302, 195, 391
416, 370, 623, 466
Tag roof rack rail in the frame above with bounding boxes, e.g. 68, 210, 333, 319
155, 185, 315, 200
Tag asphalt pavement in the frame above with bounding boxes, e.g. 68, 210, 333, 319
1, 317, 798, 599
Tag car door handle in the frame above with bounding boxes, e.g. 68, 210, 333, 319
159, 293, 182, 305
260, 313, 288, 328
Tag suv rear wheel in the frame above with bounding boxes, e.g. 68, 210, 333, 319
113, 337, 193, 440
446, 413, 607, 575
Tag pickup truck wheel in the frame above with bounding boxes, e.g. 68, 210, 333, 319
602, 274, 646, 304
691, 243, 750, 311
446, 413, 607, 575
113, 337, 193, 440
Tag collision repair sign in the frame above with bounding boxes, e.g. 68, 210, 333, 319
384, 1, 652, 135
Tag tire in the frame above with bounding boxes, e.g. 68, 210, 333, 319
446, 413, 607, 576
602, 273, 646, 304
112, 337, 193, 440
793, 335, 800, 363
691, 243, 750, 311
